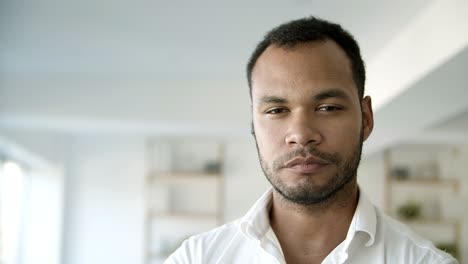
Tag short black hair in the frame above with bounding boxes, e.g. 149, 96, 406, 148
246, 16, 365, 100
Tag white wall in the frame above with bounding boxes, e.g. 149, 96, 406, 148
358, 152, 386, 210
224, 139, 269, 222
63, 135, 145, 264
22, 169, 63, 264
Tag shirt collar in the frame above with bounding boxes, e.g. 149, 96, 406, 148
343, 190, 377, 249
239, 188, 273, 241
238, 187, 377, 249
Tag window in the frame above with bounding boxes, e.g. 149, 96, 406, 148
0, 161, 25, 264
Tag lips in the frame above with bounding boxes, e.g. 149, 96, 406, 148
284, 156, 329, 174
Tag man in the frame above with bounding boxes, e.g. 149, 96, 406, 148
166, 16, 457, 264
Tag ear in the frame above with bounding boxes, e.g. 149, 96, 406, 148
361, 96, 374, 141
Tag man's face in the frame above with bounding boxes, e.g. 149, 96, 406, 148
251, 40, 373, 205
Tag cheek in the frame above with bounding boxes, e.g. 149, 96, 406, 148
322, 118, 361, 150
254, 118, 284, 157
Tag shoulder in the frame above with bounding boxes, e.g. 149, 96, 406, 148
164, 219, 244, 264
377, 210, 458, 263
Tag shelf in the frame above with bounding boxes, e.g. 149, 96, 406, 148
395, 218, 460, 226
383, 146, 463, 263
389, 178, 459, 191
144, 140, 225, 264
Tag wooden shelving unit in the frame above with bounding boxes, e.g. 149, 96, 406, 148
389, 178, 459, 191
383, 146, 462, 261
144, 139, 225, 264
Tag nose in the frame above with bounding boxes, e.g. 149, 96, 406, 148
284, 111, 322, 147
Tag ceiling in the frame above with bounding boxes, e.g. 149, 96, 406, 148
1, 0, 430, 76
1, 0, 468, 156
432, 109, 468, 134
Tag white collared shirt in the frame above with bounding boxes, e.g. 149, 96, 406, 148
165, 188, 457, 264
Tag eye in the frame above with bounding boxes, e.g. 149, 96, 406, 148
265, 107, 288, 114
317, 105, 342, 112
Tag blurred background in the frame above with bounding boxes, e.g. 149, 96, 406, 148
1, 0, 468, 263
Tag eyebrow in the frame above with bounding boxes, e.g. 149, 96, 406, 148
257, 95, 288, 106
257, 88, 351, 106
314, 89, 351, 101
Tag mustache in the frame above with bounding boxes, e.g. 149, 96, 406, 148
271, 146, 339, 171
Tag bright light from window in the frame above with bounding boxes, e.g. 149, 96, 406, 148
1, 161, 25, 264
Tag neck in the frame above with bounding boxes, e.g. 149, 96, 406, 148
269, 180, 359, 263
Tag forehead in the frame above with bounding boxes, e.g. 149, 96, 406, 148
251, 40, 357, 100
